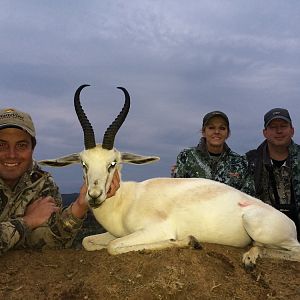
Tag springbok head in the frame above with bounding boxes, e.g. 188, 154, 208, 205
39, 85, 159, 208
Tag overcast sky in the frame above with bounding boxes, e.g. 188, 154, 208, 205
1, 1, 300, 193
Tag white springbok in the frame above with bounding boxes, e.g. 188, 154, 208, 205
39, 85, 300, 268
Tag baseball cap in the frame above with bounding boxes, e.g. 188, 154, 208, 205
264, 108, 292, 128
0, 108, 36, 137
202, 111, 230, 128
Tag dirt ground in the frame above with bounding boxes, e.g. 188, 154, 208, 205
0, 243, 299, 300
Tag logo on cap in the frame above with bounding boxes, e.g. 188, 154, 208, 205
264, 108, 292, 128
0, 107, 36, 137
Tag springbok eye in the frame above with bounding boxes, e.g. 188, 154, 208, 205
108, 161, 117, 172
82, 161, 88, 172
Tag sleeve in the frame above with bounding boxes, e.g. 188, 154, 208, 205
175, 150, 192, 178
290, 144, 300, 208
25, 175, 86, 250
0, 218, 30, 255
238, 156, 256, 196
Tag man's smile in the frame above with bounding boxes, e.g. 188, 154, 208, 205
3, 162, 20, 168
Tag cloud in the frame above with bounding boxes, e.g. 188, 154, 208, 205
1, 1, 300, 192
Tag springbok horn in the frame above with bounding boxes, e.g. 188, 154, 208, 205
74, 84, 96, 149
102, 87, 130, 150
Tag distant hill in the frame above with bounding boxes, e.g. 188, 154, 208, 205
62, 193, 79, 207
61, 193, 106, 249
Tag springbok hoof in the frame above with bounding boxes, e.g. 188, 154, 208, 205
188, 235, 203, 250
242, 246, 260, 270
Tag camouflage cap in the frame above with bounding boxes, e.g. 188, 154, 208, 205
0, 108, 36, 137
202, 111, 230, 128
264, 108, 292, 128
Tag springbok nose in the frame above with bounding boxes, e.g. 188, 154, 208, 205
88, 189, 102, 200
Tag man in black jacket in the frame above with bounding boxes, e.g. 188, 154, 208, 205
246, 108, 300, 239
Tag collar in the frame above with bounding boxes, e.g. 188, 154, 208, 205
259, 140, 292, 168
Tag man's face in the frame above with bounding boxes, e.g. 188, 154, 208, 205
0, 128, 33, 188
263, 119, 294, 148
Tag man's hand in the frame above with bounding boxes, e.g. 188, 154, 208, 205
23, 197, 60, 230
71, 170, 121, 219
107, 170, 120, 198
71, 184, 89, 219
171, 164, 177, 178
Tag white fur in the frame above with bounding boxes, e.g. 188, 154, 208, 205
39, 145, 300, 267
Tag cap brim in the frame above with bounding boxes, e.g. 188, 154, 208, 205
265, 116, 292, 127
203, 113, 229, 126
0, 124, 35, 137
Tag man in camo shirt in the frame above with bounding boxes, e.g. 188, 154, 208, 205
246, 108, 300, 239
0, 108, 119, 255
172, 111, 255, 196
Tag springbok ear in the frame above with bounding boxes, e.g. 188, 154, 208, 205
121, 152, 160, 165
38, 153, 81, 167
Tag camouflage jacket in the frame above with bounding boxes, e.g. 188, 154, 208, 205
0, 161, 84, 255
173, 138, 255, 196
246, 140, 300, 229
